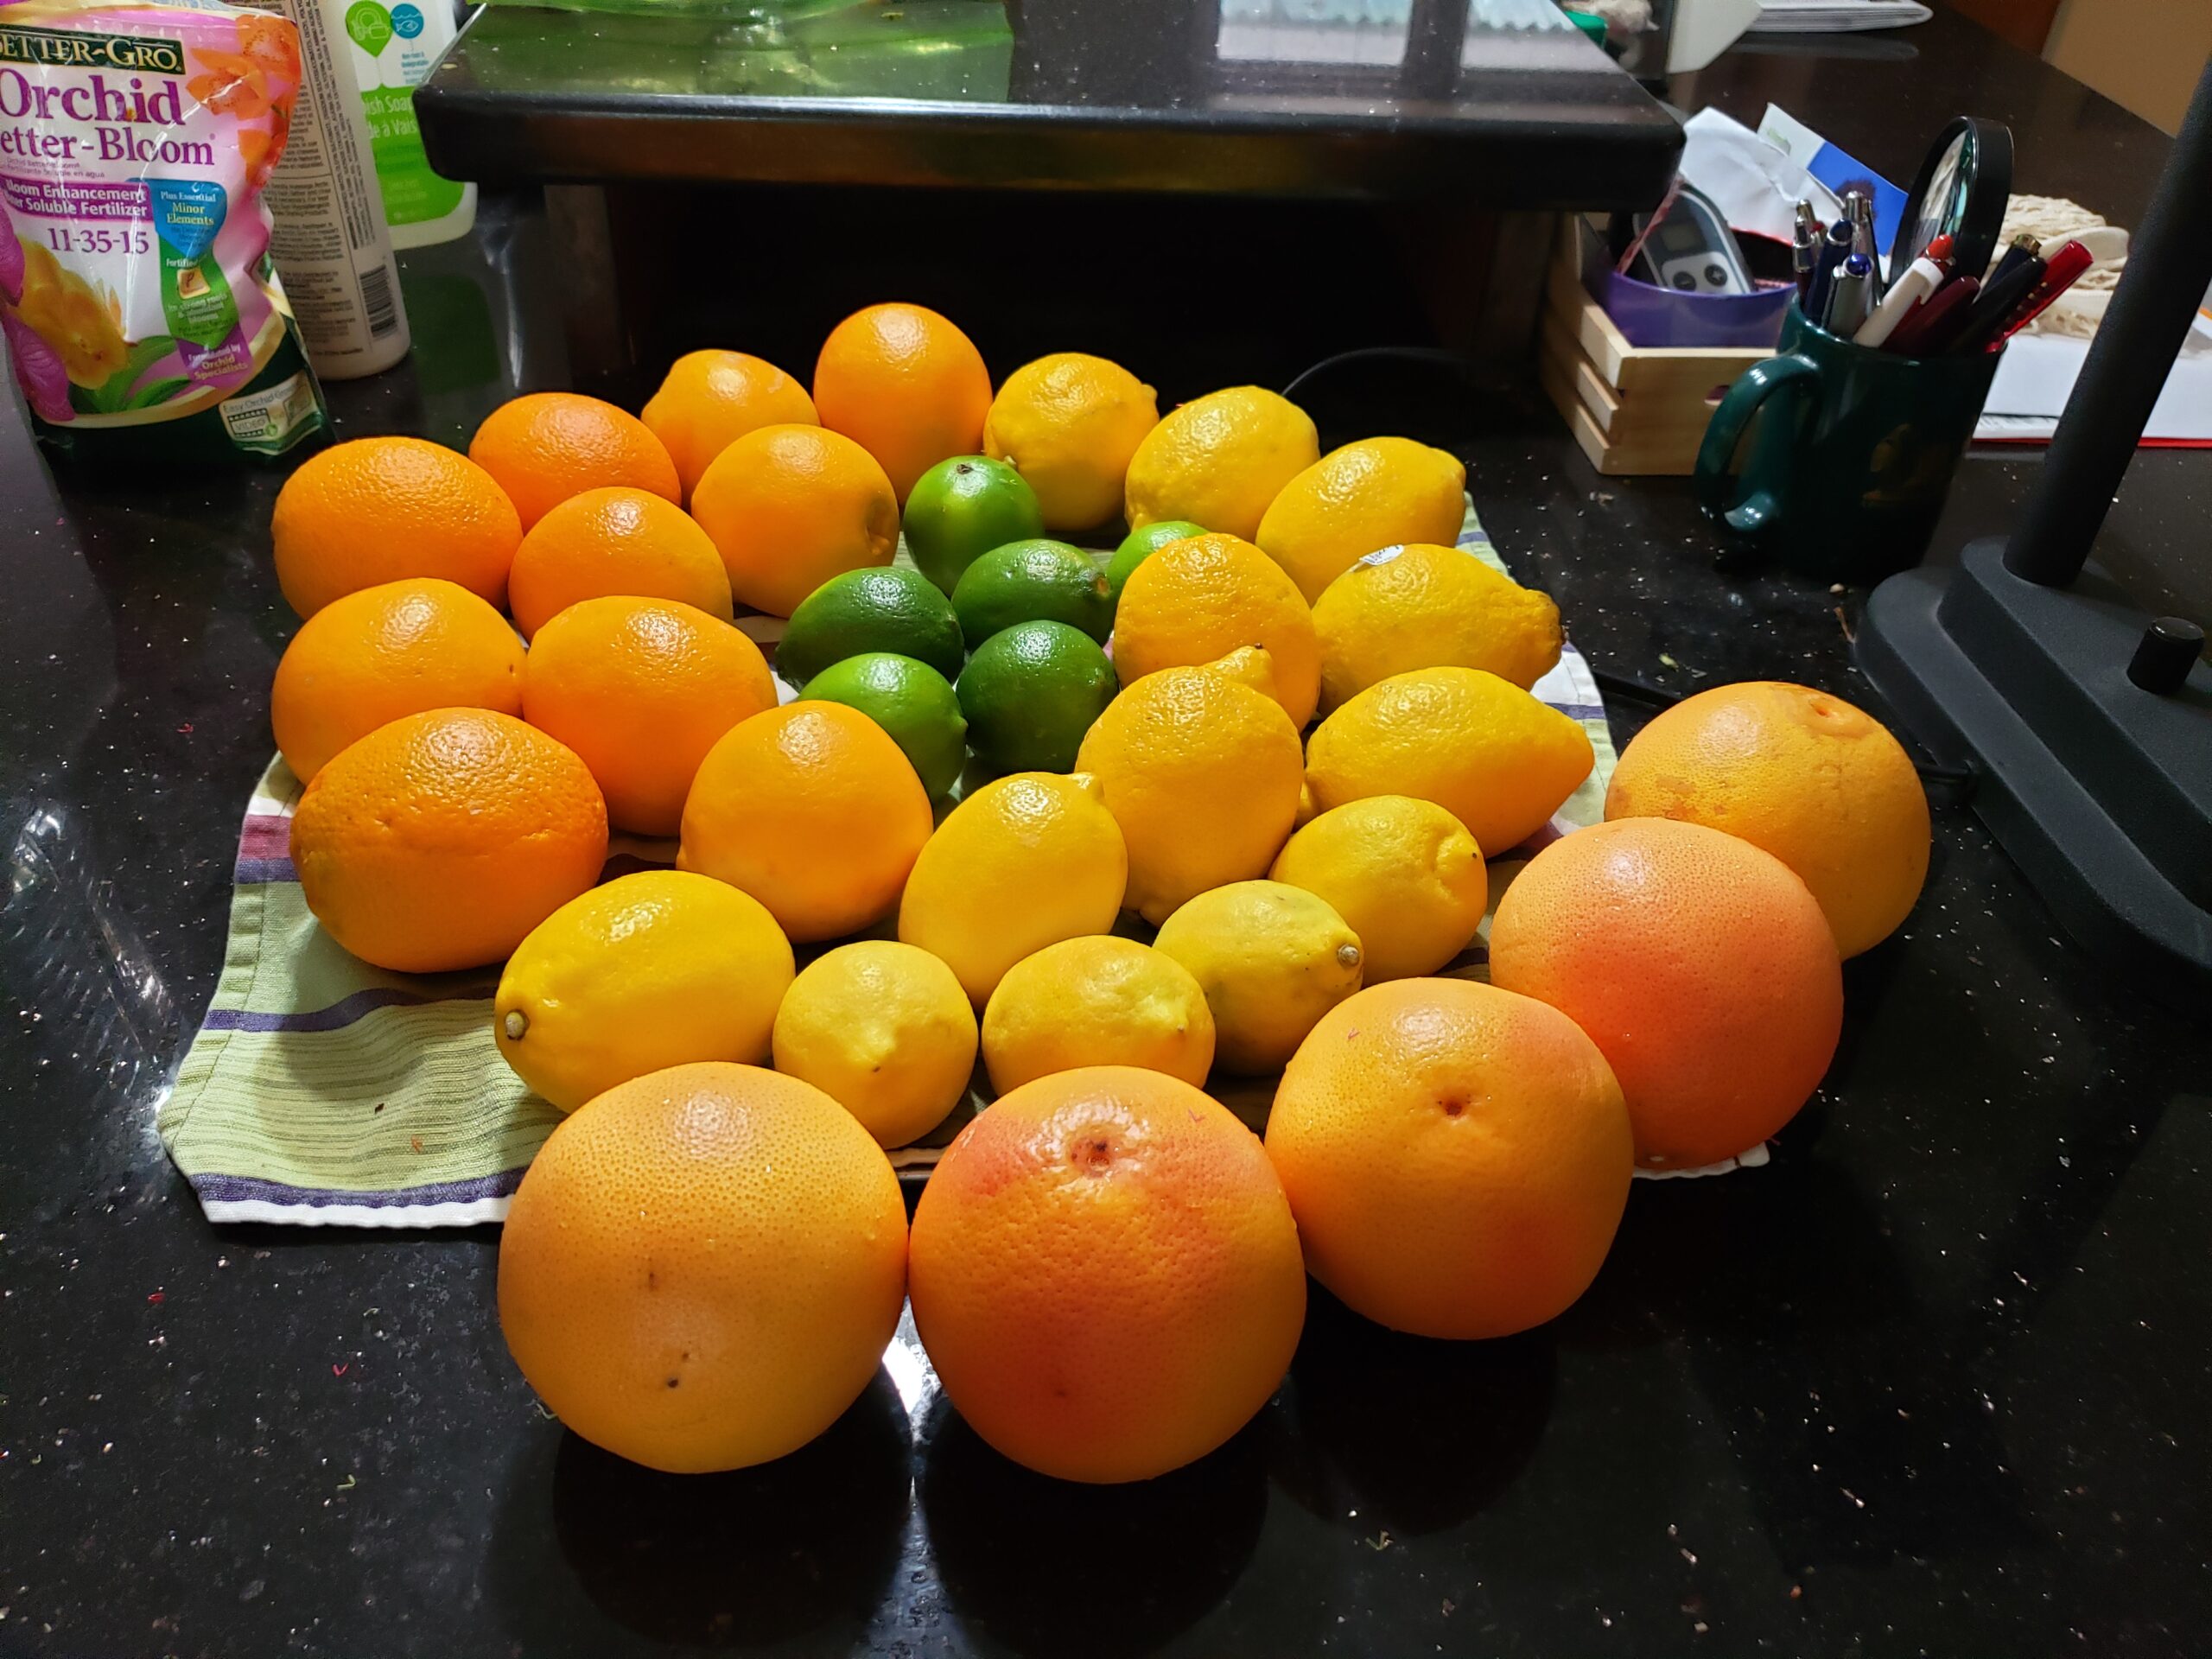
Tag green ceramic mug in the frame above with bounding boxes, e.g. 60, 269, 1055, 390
1695, 303, 2001, 583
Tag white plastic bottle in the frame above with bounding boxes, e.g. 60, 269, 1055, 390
335, 0, 478, 249
238, 0, 412, 378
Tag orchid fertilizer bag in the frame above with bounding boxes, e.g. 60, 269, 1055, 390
0, 0, 327, 461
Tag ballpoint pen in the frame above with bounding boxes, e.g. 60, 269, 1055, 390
1844, 190, 1883, 302
1826, 253, 1874, 336
1805, 217, 1854, 320
1793, 201, 1821, 302
1986, 232, 2042, 290
1987, 239, 2095, 347
1884, 274, 1980, 356
1854, 247, 1948, 346
1945, 250, 2049, 353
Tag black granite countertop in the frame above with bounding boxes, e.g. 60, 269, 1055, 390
6, 15, 2212, 1656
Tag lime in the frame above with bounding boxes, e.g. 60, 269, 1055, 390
951, 538, 1112, 648
776, 567, 965, 688
1106, 518, 1205, 609
904, 456, 1046, 596
799, 652, 969, 798
957, 621, 1117, 775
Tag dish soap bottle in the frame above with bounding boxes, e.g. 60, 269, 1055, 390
339, 0, 476, 249
235, 0, 413, 378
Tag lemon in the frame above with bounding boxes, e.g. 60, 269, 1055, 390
1111, 531, 1321, 728
983, 353, 1160, 533
1305, 667, 1594, 857
1122, 386, 1319, 542
494, 871, 795, 1113
898, 771, 1128, 1004
1152, 881, 1363, 1074
1313, 542, 1561, 713
1255, 437, 1467, 602
980, 936, 1215, 1094
771, 940, 978, 1147
1074, 653, 1305, 925
1269, 796, 1488, 981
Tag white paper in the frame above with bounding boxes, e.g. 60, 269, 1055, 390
1976, 315, 2212, 443
1679, 106, 1842, 242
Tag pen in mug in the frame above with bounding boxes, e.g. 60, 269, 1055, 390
1806, 218, 1854, 320
1844, 190, 1883, 301
1826, 252, 1874, 337
1945, 250, 2049, 354
1988, 239, 2094, 347
1854, 248, 1948, 346
1793, 201, 1821, 302
1986, 232, 2042, 290
1883, 274, 1980, 356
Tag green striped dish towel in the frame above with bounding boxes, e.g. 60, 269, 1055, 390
157, 505, 1655, 1229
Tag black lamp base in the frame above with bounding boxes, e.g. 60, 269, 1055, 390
1856, 538, 2212, 1011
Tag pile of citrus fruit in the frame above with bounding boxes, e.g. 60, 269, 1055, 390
264, 302, 1933, 1484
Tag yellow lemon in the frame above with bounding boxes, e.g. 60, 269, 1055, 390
1305, 667, 1593, 858
1074, 655, 1305, 925
1313, 542, 1561, 713
772, 941, 978, 1147
1111, 531, 1320, 728
983, 353, 1160, 533
1255, 437, 1466, 602
1152, 881, 1363, 1074
980, 936, 1215, 1094
1269, 796, 1488, 981
1122, 386, 1319, 542
898, 772, 1128, 1005
493, 870, 794, 1113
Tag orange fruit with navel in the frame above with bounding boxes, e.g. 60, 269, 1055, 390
1266, 978, 1631, 1339
641, 349, 819, 502
688, 423, 900, 617
270, 578, 523, 783
522, 596, 779, 837
1488, 817, 1844, 1171
1604, 680, 1931, 957
812, 302, 993, 501
506, 486, 734, 640
499, 1062, 907, 1473
289, 709, 607, 973
270, 435, 521, 618
678, 701, 933, 942
467, 391, 681, 531
909, 1065, 1306, 1483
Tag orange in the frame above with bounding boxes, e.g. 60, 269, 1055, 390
688, 423, 899, 617
499, 1062, 906, 1473
522, 597, 779, 837
506, 486, 734, 641
270, 435, 521, 618
641, 349, 819, 502
1265, 979, 1631, 1340
270, 578, 523, 783
909, 1066, 1306, 1483
289, 709, 607, 973
467, 391, 681, 531
678, 702, 933, 943
1489, 818, 1843, 1170
1605, 681, 1931, 958
1110, 532, 1322, 728
813, 302, 993, 501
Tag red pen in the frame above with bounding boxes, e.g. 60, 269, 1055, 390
1885, 275, 1980, 356
1986, 239, 2094, 349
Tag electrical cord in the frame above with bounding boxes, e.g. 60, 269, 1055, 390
1280, 346, 1472, 404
